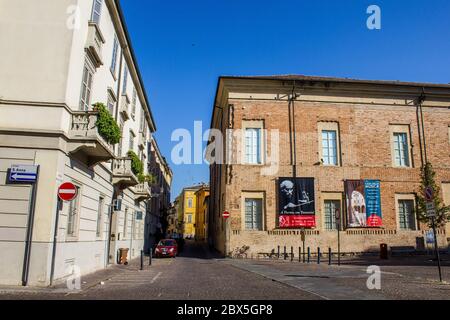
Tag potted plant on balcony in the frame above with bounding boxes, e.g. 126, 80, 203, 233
93, 102, 121, 145
127, 150, 155, 183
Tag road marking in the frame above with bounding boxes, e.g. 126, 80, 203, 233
151, 272, 162, 284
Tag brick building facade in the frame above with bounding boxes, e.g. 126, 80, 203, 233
208, 75, 450, 257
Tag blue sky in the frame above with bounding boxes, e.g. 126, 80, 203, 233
120, 0, 450, 200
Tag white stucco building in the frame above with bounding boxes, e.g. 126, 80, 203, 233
0, 0, 169, 286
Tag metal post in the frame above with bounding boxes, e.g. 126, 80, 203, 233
290, 246, 293, 262
317, 247, 321, 264
328, 247, 332, 265
337, 229, 341, 266
431, 217, 443, 282
50, 198, 62, 286
335, 208, 341, 266
140, 250, 144, 270
277, 245, 280, 259
284, 246, 286, 260
149, 248, 152, 266
303, 241, 306, 263
307, 247, 310, 263
298, 247, 301, 262
21, 166, 39, 286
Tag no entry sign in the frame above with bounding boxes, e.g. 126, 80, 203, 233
223, 211, 230, 219
58, 182, 77, 201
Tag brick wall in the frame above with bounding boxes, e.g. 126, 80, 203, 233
209, 80, 450, 256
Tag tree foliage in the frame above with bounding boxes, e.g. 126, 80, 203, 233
415, 162, 450, 228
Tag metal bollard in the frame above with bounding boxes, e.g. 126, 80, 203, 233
307, 247, 310, 263
149, 249, 152, 266
290, 246, 293, 262
140, 250, 144, 270
317, 247, 321, 264
298, 247, 301, 262
283, 246, 287, 260
328, 247, 332, 265
277, 245, 280, 259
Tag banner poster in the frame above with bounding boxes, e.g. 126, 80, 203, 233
278, 177, 315, 228
345, 179, 382, 228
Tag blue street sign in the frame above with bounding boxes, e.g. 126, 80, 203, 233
8, 165, 38, 183
426, 230, 434, 244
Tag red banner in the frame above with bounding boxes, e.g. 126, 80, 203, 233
367, 214, 382, 227
279, 215, 316, 228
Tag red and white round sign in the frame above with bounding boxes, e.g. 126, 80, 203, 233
58, 182, 77, 201
223, 211, 230, 219
424, 186, 434, 202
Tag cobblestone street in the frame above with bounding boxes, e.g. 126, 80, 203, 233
1, 241, 449, 300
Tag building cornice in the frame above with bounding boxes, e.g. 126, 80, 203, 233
210, 75, 450, 130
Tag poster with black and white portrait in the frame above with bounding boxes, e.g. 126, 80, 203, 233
278, 177, 315, 228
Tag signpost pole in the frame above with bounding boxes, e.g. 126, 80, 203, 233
50, 198, 62, 286
431, 216, 442, 282
21, 165, 39, 286
424, 186, 442, 282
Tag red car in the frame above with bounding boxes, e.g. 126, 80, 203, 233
154, 239, 178, 258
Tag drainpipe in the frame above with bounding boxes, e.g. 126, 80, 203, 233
288, 81, 300, 212
418, 88, 428, 165
107, 51, 124, 265
130, 210, 135, 258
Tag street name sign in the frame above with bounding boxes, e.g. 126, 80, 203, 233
8, 164, 38, 183
426, 230, 435, 244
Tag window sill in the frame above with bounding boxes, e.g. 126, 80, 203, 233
88, 21, 105, 43
110, 68, 117, 81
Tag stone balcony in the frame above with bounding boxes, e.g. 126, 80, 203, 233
119, 95, 131, 121
132, 182, 151, 202
85, 22, 105, 68
112, 157, 138, 189
67, 111, 115, 167
138, 131, 146, 149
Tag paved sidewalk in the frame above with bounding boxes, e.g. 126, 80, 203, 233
0, 256, 148, 297
223, 256, 450, 300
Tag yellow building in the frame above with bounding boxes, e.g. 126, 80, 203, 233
179, 186, 200, 238
195, 186, 210, 242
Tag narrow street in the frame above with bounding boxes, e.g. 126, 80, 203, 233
1, 241, 449, 300
0, 241, 319, 300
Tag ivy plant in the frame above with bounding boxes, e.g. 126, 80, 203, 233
127, 150, 144, 176
127, 150, 157, 184
137, 173, 157, 184
93, 102, 121, 145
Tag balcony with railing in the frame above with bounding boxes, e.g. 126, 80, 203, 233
112, 157, 138, 189
119, 95, 131, 121
132, 182, 151, 202
67, 111, 115, 167
138, 131, 146, 149
85, 22, 105, 68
